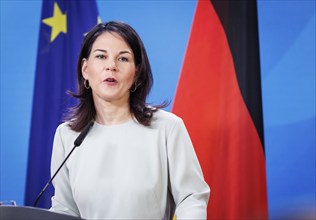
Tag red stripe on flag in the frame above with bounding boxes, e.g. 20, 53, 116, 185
172, 1, 268, 219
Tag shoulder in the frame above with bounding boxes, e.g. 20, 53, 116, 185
54, 121, 79, 139
56, 121, 72, 132
150, 109, 185, 132
152, 109, 183, 124
53, 121, 81, 151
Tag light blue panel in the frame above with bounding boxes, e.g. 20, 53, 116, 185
258, 1, 316, 218
97, 1, 197, 110
259, 2, 315, 125
0, 1, 41, 205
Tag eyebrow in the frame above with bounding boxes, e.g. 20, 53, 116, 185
93, 49, 132, 55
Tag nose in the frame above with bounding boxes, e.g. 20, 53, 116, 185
105, 60, 118, 72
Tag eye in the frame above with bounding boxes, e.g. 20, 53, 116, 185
118, 57, 129, 62
96, 54, 106, 59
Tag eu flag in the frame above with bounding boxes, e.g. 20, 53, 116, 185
25, 0, 99, 208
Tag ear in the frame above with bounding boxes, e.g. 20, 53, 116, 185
81, 58, 88, 79
134, 65, 139, 81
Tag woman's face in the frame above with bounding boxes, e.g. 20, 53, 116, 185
82, 31, 136, 105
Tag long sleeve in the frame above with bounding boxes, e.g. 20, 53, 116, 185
167, 117, 210, 219
48, 111, 209, 219
49, 124, 80, 217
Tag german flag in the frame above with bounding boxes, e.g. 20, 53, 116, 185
172, 0, 268, 219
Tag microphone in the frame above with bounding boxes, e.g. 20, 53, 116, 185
33, 121, 94, 207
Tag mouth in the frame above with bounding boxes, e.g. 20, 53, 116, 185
103, 77, 118, 86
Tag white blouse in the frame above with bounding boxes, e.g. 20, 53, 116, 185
50, 110, 210, 219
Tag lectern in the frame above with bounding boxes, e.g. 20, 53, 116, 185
0, 206, 82, 220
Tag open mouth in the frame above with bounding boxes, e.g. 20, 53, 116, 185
104, 77, 118, 85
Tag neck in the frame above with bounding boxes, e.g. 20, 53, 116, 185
93, 98, 132, 125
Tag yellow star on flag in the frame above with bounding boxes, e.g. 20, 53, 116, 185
42, 2, 67, 42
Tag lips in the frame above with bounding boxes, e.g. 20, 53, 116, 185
104, 77, 118, 85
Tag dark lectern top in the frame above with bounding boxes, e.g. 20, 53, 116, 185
0, 206, 82, 220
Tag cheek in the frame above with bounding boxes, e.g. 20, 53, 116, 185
127, 71, 137, 85
87, 62, 103, 78
121, 66, 137, 84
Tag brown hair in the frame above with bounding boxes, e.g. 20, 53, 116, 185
67, 21, 166, 131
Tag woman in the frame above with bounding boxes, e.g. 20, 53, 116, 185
50, 21, 210, 219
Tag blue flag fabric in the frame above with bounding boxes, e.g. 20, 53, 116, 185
25, 0, 99, 208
